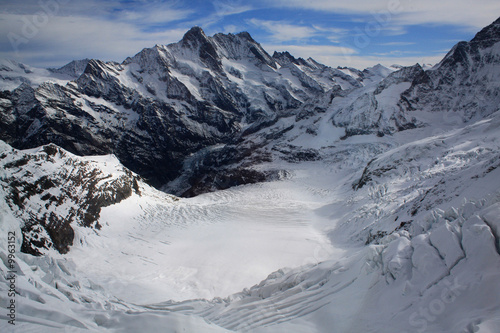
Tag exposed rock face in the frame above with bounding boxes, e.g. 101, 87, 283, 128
0, 28, 355, 191
401, 17, 500, 119
0, 141, 141, 255
1, 18, 500, 197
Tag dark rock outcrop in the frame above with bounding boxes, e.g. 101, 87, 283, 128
0, 142, 142, 255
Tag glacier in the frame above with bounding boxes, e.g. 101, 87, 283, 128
0, 17, 500, 333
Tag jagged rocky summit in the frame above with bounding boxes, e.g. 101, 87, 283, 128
1, 18, 500, 196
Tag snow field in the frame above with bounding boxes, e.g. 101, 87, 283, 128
68, 178, 340, 304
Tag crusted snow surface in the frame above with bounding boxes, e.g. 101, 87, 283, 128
1, 110, 500, 332
1, 22, 500, 332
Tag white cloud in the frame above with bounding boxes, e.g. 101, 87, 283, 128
212, 1, 253, 17
189, 1, 253, 31
0, 13, 188, 67
223, 25, 245, 34
269, 0, 500, 31
371, 50, 419, 56
249, 19, 318, 42
118, 8, 194, 25
311, 25, 348, 43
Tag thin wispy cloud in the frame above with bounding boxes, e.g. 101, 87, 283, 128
0, 0, 497, 69
371, 50, 420, 56
0, 12, 187, 66
249, 19, 318, 42
116, 8, 193, 26
223, 25, 245, 34
268, 0, 500, 30
212, 1, 253, 17
190, 0, 254, 31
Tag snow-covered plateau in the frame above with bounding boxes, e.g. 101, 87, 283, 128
1, 17, 500, 333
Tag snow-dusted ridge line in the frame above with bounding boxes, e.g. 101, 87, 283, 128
0, 140, 160, 255
0, 26, 397, 192
1, 16, 500, 333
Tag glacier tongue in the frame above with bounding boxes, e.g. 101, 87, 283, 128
1, 18, 500, 333
1, 110, 500, 332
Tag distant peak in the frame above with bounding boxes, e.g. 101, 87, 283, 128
236, 31, 255, 42
182, 26, 208, 42
272, 51, 296, 63
273, 51, 294, 59
181, 26, 208, 46
272, 51, 310, 67
188, 26, 205, 34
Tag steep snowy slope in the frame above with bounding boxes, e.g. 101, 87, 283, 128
2, 108, 499, 332
145, 110, 500, 333
0, 141, 144, 255
0, 59, 75, 91
1, 16, 500, 333
0, 200, 230, 332
324, 17, 500, 138
0, 27, 387, 191
401, 17, 500, 120
329, 64, 422, 136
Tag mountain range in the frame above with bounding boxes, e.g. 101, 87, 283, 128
0, 16, 499, 333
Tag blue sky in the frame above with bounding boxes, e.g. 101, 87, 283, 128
1, 0, 499, 69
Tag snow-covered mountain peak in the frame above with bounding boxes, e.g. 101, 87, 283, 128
373, 63, 422, 95
180, 26, 210, 47
81, 59, 122, 78
0, 140, 145, 255
212, 30, 277, 69
49, 59, 90, 78
122, 44, 173, 75
234, 30, 253, 41
0, 59, 33, 73
401, 16, 500, 120
432, 16, 500, 72
470, 16, 500, 48
272, 51, 312, 68
176, 26, 224, 72
0, 59, 75, 91
2, 18, 500, 333
363, 63, 394, 79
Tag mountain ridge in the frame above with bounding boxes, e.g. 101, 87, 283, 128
0, 27, 367, 191
1, 19, 499, 195
1, 17, 500, 333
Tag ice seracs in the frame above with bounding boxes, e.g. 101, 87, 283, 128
1, 17, 500, 333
